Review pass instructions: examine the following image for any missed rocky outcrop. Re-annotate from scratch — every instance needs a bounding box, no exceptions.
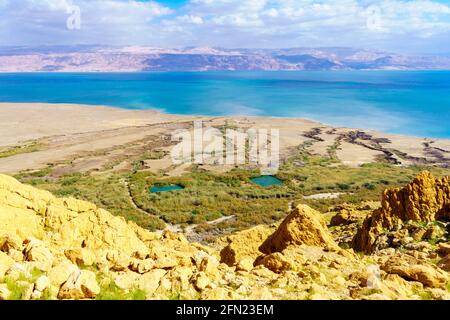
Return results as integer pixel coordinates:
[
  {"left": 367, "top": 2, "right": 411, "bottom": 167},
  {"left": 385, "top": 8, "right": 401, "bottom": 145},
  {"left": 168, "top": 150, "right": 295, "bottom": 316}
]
[
  {"left": 353, "top": 172, "right": 450, "bottom": 253},
  {"left": 0, "top": 174, "right": 448, "bottom": 300},
  {"left": 260, "top": 204, "right": 338, "bottom": 254}
]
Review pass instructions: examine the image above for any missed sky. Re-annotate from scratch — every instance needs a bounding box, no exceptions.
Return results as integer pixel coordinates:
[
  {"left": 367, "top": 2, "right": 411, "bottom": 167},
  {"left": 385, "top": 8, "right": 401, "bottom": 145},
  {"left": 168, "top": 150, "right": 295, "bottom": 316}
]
[{"left": 1, "top": 0, "right": 450, "bottom": 54}]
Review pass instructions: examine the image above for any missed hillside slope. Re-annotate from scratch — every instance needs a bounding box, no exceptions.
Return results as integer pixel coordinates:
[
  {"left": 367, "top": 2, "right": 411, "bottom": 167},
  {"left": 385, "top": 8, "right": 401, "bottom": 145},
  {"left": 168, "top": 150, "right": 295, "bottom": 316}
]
[{"left": 0, "top": 173, "right": 449, "bottom": 300}]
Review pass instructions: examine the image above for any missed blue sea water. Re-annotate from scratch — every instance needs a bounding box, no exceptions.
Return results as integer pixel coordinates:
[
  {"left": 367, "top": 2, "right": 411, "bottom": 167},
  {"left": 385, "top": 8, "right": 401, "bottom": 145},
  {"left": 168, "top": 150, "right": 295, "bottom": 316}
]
[{"left": 0, "top": 71, "right": 449, "bottom": 138}]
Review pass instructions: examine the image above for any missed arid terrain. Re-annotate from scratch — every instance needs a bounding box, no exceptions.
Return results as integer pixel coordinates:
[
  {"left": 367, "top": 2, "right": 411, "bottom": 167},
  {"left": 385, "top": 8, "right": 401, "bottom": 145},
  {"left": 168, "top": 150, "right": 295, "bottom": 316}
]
[
  {"left": 2, "top": 103, "right": 449, "bottom": 174},
  {"left": 0, "top": 103, "right": 449, "bottom": 300}
]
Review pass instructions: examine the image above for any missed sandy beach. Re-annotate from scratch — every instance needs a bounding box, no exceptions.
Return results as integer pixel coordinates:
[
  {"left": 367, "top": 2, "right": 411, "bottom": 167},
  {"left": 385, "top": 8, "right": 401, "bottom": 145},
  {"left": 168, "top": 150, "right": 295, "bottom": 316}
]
[{"left": 0, "top": 102, "right": 449, "bottom": 175}]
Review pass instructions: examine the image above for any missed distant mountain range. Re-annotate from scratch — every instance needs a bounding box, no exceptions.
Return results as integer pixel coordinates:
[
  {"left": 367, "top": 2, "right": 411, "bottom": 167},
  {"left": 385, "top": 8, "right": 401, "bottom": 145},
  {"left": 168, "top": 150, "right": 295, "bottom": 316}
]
[{"left": 1, "top": 45, "right": 450, "bottom": 72}]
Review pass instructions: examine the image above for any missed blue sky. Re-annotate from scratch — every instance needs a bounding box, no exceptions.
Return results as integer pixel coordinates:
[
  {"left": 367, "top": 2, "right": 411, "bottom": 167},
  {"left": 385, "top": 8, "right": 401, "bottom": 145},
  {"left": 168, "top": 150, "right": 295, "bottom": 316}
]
[{"left": 1, "top": 0, "right": 450, "bottom": 54}]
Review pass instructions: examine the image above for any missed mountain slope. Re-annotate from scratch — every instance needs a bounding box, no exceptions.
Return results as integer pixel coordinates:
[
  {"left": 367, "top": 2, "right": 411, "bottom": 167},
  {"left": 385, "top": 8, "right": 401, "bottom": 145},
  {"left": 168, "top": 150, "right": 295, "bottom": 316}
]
[{"left": 1, "top": 46, "right": 449, "bottom": 72}]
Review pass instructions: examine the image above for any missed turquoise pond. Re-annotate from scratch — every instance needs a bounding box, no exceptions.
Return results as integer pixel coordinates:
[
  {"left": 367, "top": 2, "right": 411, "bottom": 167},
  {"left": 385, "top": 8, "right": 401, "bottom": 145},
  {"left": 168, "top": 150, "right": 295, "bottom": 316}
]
[
  {"left": 149, "top": 185, "right": 184, "bottom": 193},
  {"left": 251, "top": 176, "right": 283, "bottom": 187}
]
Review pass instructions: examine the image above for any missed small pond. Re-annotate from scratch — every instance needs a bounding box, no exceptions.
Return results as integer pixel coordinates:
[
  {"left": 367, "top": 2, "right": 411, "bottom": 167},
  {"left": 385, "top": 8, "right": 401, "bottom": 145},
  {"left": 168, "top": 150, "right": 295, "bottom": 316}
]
[
  {"left": 149, "top": 185, "right": 184, "bottom": 193},
  {"left": 250, "top": 175, "right": 283, "bottom": 187}
]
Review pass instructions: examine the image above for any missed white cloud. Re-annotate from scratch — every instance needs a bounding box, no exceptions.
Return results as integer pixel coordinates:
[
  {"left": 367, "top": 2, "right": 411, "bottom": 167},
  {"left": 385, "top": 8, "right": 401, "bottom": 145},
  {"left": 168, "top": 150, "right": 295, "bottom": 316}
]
[
  {"left": 0, "top": 0, "right": 450, "bottom": 53},
  {"left": 178, "top": 15, "right": 204, "bottom": 24}
]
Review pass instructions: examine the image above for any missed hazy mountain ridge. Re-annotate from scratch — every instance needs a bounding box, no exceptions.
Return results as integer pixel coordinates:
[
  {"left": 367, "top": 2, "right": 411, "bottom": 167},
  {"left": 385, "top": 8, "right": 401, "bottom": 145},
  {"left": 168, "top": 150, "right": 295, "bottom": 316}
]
[{"left": 1, "top": 46, "right": 450, "bottom": 72}]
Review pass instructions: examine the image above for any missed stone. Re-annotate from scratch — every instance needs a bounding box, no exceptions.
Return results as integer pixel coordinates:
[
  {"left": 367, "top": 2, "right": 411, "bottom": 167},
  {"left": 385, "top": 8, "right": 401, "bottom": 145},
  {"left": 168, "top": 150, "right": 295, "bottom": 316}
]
[
  {"left": 260, "top": 204, "right": 338, "bottom": 254},
  {"left": 48, "top": 261, "right": 79, "bottom": 287},
  {"left": 8, "top": 249, "right": 24, "bottom": 262},
  {"left": 64, "top": 248, "right": 96, "bottom": 267},
  {"left": 112, "top": 271, "right": 140, "bottom": 291},
  {"left": 201, "top": 287, "right": 232, "bottom": 300},
  {"left": 35, "top": 275, "right": 50, "bottom": 292},
  {"left": 0, "top": 233, "right": 23, "bottom": 253},
  {"left": 194, "top": 272, "right": 211, "bottom": 291},
  {"left": 353, "top": 172, "right": 450, "bottom": 253},
  {"left": 79, "top": 270, "right": 101, "bottom": 298},
  {"left": 381, "top": 255, "right": 448, "bottom": 288},
  {"left": 236, "top": 258, "right": 254, "bottom": 272},
  {"left": 437, "top": 242, "right": 450, "bottom": 255},
  {"left": 334, "top": 276, "right": 347, "bottom": 287},
  {"left": 23, "top": 238, "right": 53, "bottom": 270},
  {"left": 248, "top": 287, "right": 273, "bottom": 300},
  {"left": 256, "top": 252, "right": 292, "bottom": 273},
  {"left": 411, "top": 229, "right": 427, "bottom": 241},
  {"left": 0, "top": 251, "right": 15, "bottom": 278},
  {"left": 31, "top": 290, "right": 43, "bottom": 300},
  {"left": 423, "top": 225, "right": 445, "bottom": 240},
  {"left": 357, "top": 201, "right": 380, "bottom": 211},
  {"left": 437, "top": 254, "right": 450, "bottom": 272},
  {"left": 130, "top": 258, "right": 155, "bottom": 274},
  {"left": 18, "top": 281, "right": 34, "bottom": 300},
  {"left": 330, "top": 209, "right": 357, "bottom": 226},
  {"left": 0, "top": 283, "right": 10, "bottom": 300},
  {"left": 219, "top": 225, "right": 274, "bottom": 266},
  {"left": 195, "top": 253, "right": 220, "bottom": 278},
  {"left": 58, "top": 270, "right": 100, "bottom": 299},
  {"left": 5, "top": 262, "right": 32, "bottom": 280},
  {"left": 107, "top": 251, "right": 131, "bottom": 271},
  {"left": 137, "top": 269, "right": 167, "bottom": 295}
]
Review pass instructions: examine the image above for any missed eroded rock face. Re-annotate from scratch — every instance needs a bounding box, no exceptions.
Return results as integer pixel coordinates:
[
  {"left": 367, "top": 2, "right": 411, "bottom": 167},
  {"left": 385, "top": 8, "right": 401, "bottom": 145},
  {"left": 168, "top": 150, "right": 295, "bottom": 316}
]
[
  {"left": 353, "top": 172, "right": 450, "bottom": 253},
  {"left": 260, "top": 204, "right": 338, "bottom": 254}
]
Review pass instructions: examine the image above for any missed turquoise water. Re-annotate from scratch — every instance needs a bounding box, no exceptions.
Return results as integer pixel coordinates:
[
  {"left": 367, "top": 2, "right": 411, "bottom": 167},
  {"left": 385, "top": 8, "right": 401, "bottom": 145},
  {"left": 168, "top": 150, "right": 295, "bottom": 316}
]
[
  {"left": 149, "top": 185, "right": 184, "bottom": 193},
  {"left": 0, "top": 71, "right": 449, "bottom": 138},
  {"left": 251, "top": 176, "right": 283, "bottom": 187}
]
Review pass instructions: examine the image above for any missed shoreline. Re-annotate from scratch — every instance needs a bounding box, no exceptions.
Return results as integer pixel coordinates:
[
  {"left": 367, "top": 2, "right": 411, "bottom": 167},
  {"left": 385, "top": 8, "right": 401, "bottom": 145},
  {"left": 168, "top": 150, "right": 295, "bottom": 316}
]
[
  {"left": 0, "top": 101, "right": 446, "bottom": 142},
  {"left": 0, "top": 102, "right": 450, "bottom": 174}
]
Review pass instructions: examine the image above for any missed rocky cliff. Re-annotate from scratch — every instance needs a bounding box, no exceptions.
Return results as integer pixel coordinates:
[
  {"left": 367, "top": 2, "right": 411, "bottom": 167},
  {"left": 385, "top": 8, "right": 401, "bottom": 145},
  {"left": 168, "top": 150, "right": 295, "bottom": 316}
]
[
  {"left": 0, "top": 173, "right": 449, "bottom": 300},
  {"left": 353, "top": 171, "right": 450, "bottom": 253}
]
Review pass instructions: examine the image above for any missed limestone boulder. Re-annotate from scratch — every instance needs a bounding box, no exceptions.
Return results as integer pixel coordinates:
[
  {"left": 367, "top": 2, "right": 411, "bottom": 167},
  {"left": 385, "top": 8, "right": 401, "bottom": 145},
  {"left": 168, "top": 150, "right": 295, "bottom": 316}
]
[
  {"left": 130, "top": 258, "right": 155, "bottom": 274},
  {"left": 381, "top": 255, "right": 448, "bottom": 288},
  {"left": 35, "top": 275, "right": 51, "bottom": 292},
  {"left": 0, "top": 233, "right": 23, "bottom": 253},
  {"left": 219, "top": 225, "right": 274, "bottom": 266},
  {"left": 23, "top": 238, "right": 54, "bottom": 271},
  {"left": 137, "top": 269, "right": 167, "bottom": 296},
  {"left": 64, "top": 248, "right": 96, "bottom": 267},
  {"left": 0, "top": 283, "right": 10, "bottom": 300},
  {"left": 260, "top": 204, "right": 338, "bottom": 254},
  {"left": 438, "top": 242, "right": 450, "bottom": 255},
  {"left": 256, "top": 252, "right": 292, "bottom": 273},
  {"left": 0, "top": 251, "right": 15, "bottom": 278},
  {"left": 438, "top": 254, "right": 450, "bottom": 272},
  {"left": 58, "top": 269, "right": 100, "bottom": 299},
  {"left": 193, "top": 272, "right": 211, "bottom": 291},
  {"left": 47, "top": 261, "right": 79, "bottom": 287},
  {"left": 330, "top": 209, "right": 358, "bottom": 226}
]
